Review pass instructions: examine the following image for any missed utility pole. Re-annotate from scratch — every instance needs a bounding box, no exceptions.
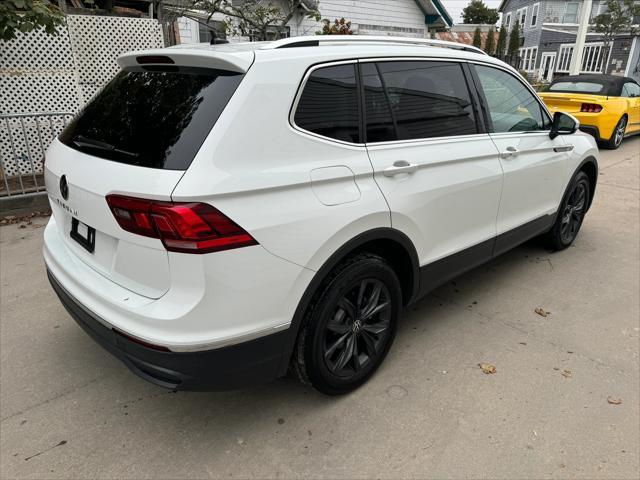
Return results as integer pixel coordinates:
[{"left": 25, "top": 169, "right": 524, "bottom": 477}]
[{"left": 569, "top": 0, "right": 593, "bottom": 75}]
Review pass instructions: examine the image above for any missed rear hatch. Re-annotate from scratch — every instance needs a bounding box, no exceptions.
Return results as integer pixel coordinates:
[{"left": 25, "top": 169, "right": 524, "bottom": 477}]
[{"left": 45, "top": 49, "right": 250, "bottom": 298}]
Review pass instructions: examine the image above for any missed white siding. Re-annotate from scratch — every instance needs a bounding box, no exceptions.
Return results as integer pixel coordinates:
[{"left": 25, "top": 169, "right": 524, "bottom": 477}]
[
  {"left": 177, "top": 0, "right": 430, "bottom": 43},
  {"left": 293, "top": 0, "right": 427, "bottom": 37}
]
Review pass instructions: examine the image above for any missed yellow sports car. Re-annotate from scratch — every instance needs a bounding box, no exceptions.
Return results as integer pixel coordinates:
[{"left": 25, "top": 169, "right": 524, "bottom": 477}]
[{"left": 539, "top": 74, "right": 640, "bottom": 149}]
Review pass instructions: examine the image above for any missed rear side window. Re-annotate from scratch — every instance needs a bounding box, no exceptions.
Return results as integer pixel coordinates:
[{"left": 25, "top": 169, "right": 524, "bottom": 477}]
[
  {"left": 369, "top": 61, "right": 478, "bottom": 141},
  {"left": 294, "top": 64, "right": 360, "bottom": 143},
  {"left": 622, "top": 82, "right": 640, "bottom": 97},
  {"left": 361, "top": 63, "right": 396, "bottom": 143},
  {"left": 59, "top": 67, "right": 244, "bottom": 170}
]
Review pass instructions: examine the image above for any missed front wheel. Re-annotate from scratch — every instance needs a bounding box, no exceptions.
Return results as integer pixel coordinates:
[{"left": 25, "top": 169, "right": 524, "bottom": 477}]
[
  {"left": 601, "top": 116, "right": 627, "bottom": 149},
  {"left": 291, "top": 253, "right": 402, "bottom": 395},
  {"left": 545, "top": 171, "right": 591, "bottom": 251}
]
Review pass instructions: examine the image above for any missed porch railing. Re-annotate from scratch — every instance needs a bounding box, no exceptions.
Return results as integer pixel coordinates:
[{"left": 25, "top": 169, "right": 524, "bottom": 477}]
[{"left": 0, "top": 112, "right": 74, "bottom": 197}]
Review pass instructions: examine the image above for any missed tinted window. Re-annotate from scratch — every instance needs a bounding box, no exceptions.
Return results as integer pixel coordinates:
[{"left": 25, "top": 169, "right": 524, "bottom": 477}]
[
  {"left": 550, "top": 81, "right": 604, "bottom": 93},
  {"left": 475, "top": 65, "right": 547, "bottom": 133},
  {"left": 294, "top": 64, "right": 359, "bottom": 143},
  {"left": 375, "top": 61, "right": 478, "bottom": 140},
  {"left": 60, "top": 67, "right": 244, "bottom": 170},
  {"left": 361, "top": 63, "right": 396, "bottom": 142}
]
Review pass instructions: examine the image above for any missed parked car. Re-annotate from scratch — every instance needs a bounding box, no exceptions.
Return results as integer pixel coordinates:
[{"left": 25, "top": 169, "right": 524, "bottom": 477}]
[
  {"left": 539, "top": 74, "right": 640, "bottom": 149},
  {"left": 44, "top": 36, "right": 599, "bottom": 395}
]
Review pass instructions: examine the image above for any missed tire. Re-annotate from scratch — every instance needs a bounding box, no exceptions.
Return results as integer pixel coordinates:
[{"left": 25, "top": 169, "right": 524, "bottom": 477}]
[
  {"left": 290, "top": 253, "right": 402, "bottom": 395},
  {"left": 601, "top": 116, "right": 627, "bottom": 150},
  {"left": 545, "top": 171, "right": 591, "bottom": 251}
]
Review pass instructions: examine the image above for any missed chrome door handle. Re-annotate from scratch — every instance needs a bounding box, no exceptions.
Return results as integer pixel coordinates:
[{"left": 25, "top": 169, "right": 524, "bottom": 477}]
[
  {"left": 500, "top": 146, "right": 519, "bottom": 159},
  {"left": 382, "top": 160, "right": 418, "bottom": 177}
]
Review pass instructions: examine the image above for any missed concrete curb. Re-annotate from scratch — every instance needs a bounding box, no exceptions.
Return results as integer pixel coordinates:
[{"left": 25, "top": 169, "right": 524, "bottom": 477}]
[{"left": 0, "top": 192, "right": 50, "bottom": 217}]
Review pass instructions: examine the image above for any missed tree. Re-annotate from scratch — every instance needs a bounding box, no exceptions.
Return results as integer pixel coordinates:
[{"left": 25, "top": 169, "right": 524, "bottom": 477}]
[
  {"left": 0, "top": 0, "right": 64, "bottom": 41},
  {"left": 318, "top": 17, "right": 353, "bottom": 35},
  {"left": 508, "top": 21, "right": 520, "bottom": 57},
  {"left": 495, "top": 23, "right": 507, "bottom": 56},
  {"left": 485, "top": 26, "right": 495, "bottom": 55},
  {"left": 594, "top": 0, "right": 640, "bottom": 49},
  {"left": 182, "top": 0, "right": 320, "bottom": 41},
  {"left": 462, "top": 0, "right": 499, "bottom": 25},
  {"left": 472, "top": 26, "right": 482, "bottom": 48}
]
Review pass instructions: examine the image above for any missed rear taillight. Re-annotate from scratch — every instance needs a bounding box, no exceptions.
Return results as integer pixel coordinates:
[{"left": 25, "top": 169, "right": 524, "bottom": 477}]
[
  {"left": 106, "top": 195, "right": 257, "bottom": 254},
  {"left": 581, "top": 103, "right": 602, "bottom": 113}
]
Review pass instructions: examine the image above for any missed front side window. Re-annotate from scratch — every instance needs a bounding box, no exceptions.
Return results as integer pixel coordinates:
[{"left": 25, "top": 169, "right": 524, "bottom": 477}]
[
  {"left": 474, "top": 65, "right": 548, "bottom": 133},
  {"left": 366, "top": 61, "right": 478, "bottom": 141},
  {"left": 294, "top": 64, "right": 360, "bottom": 143},
  {"left": 505, "top": 13, "right": 511, "bottom": 28}
]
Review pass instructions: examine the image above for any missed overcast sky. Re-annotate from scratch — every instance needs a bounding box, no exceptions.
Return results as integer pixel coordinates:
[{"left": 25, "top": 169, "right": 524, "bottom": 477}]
[{"left": 442, "top": 0, "right": 502, "bottom": 24}]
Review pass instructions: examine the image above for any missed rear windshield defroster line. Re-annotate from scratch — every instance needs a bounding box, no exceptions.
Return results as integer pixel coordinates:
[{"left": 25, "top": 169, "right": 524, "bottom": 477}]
[{"left": 59, "top": 66, "right": 244, "bottom": 170}]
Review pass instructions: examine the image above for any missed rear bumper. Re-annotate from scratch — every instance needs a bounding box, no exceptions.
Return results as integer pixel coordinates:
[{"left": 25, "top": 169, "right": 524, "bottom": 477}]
[
  {"left": 579, "top": 124, "right": 601, "bottom": 141},
  {"left": 48, "top": 269, "right": 290, "bottom": 391}
]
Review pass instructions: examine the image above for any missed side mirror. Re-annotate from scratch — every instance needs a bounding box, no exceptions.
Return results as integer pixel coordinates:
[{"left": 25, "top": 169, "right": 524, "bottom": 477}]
[{"left": 550, "top": 111, "right": 579, "bottom": 139}]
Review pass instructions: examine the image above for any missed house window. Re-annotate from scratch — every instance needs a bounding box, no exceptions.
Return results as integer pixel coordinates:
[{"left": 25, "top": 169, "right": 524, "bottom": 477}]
[
  {"left": 519, "top": 47, "right": 538, "bottom": 71},
  {"left": 563, "top": 2, "right": 580, "bottom": 23},
  {"left": 517, "top": 7, "right": 527, "bottom": 27},
  {"left": 505, "top": 13, "right": 511, "bottom": 29},
  {"left": 557, "top": 45, "right": 574, "bottom": 71},
  {"left": 249, "top": 25, "right": 290, "bottom": 42},
  {"left": 596, "top": 1, "right": 608, "bottom": 16},
  {"left": 556, "top": 43, "right": 607, "bottom": 73},
  {"left": 581, "top": 43, "right": 607, "bottom": 73},
  {"left": 531, "top": 3, "right": 539, "bottom": 27}
]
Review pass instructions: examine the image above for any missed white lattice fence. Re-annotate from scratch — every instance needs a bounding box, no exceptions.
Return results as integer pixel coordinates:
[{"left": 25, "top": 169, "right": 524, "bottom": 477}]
[
  {"left": 67, "top": 15, "right": 164, "bottom": 104},
  {"left": 0, "top": 14, "right": 164, "bottom": 196}
]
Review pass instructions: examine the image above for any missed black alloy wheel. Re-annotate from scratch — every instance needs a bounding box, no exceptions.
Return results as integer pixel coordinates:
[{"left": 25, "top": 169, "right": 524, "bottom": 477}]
[
  {"left": 322, "top": 278, "right": 392, "bottom": 377},
  {"left": 545, "top": 171, "right": 591, "bottom": 250},
  {"left": 291, "top": 253, "right": 401, "bottom": 395},
  {"left": 560, "top": 180, "right": 588, "bottom": 245}
]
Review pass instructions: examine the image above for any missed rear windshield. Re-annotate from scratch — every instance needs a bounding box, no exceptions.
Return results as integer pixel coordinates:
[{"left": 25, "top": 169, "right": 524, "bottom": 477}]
[
  {"left": 59, "top": 66, "right": 244, "bottom": 170},
  {"left": 549, "top": 81, "right": 604, "bottom": 93}
]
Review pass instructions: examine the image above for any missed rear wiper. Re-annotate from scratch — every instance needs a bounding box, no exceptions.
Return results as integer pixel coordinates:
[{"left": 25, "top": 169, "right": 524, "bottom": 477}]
[{"left": 72, "top": 135, "right": 139, "bottom": 158}]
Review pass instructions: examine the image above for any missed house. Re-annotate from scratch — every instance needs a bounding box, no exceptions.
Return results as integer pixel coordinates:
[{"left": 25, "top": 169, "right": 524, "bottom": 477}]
[
  {"left": 498, "top": 0, "right": 640, "bottom": 82},
  {"left": 177, "top": 0, "right": 453, "bottom": 44}
]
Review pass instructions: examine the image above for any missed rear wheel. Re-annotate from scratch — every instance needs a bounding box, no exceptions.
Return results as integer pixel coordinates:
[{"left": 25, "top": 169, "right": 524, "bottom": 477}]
[
  {"left": 545, "top": 171, "right": 591, "bottom": 250},
  {"left": 601, "top": 116, "right": 627, "bottom": 149},
  {"left": 291, "top": 253, "right": 401, "bottom": 395}
]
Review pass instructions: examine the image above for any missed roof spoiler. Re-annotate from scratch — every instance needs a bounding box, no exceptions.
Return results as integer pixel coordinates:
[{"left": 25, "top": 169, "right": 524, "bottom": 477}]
[{"left": 118, "top": 48, "right": 254, "bottom": 73}]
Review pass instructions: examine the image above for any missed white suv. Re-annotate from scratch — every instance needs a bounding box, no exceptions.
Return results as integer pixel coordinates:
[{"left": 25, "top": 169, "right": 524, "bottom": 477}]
[{"left": 44, "top": 37, "right": 599, "bottom": 394}]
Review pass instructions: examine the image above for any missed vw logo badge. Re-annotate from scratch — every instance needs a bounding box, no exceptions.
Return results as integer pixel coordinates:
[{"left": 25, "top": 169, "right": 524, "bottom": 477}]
[{"left": 60, "top": 175, "right": 69, "bottom": 200}]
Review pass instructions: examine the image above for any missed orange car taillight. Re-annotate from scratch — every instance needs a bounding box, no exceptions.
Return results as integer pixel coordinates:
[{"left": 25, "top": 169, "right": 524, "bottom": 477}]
[{"left": 106, "top": 195, "right": 257, "bottom": 254}]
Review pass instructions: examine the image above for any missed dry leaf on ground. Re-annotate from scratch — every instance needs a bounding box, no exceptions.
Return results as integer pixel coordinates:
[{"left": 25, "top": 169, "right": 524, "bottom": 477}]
[
  {"left": 479, "top": 363, "right": 496, "bottom": 374},
  {"left": 535, "top": 307, "right": 550, "bottom": 317},
  {"left": 561, "top": 369, "right": 572, "bottom": 378},
  {"left": 607, "top": 396, "right": 622, "bottom": 405}
]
